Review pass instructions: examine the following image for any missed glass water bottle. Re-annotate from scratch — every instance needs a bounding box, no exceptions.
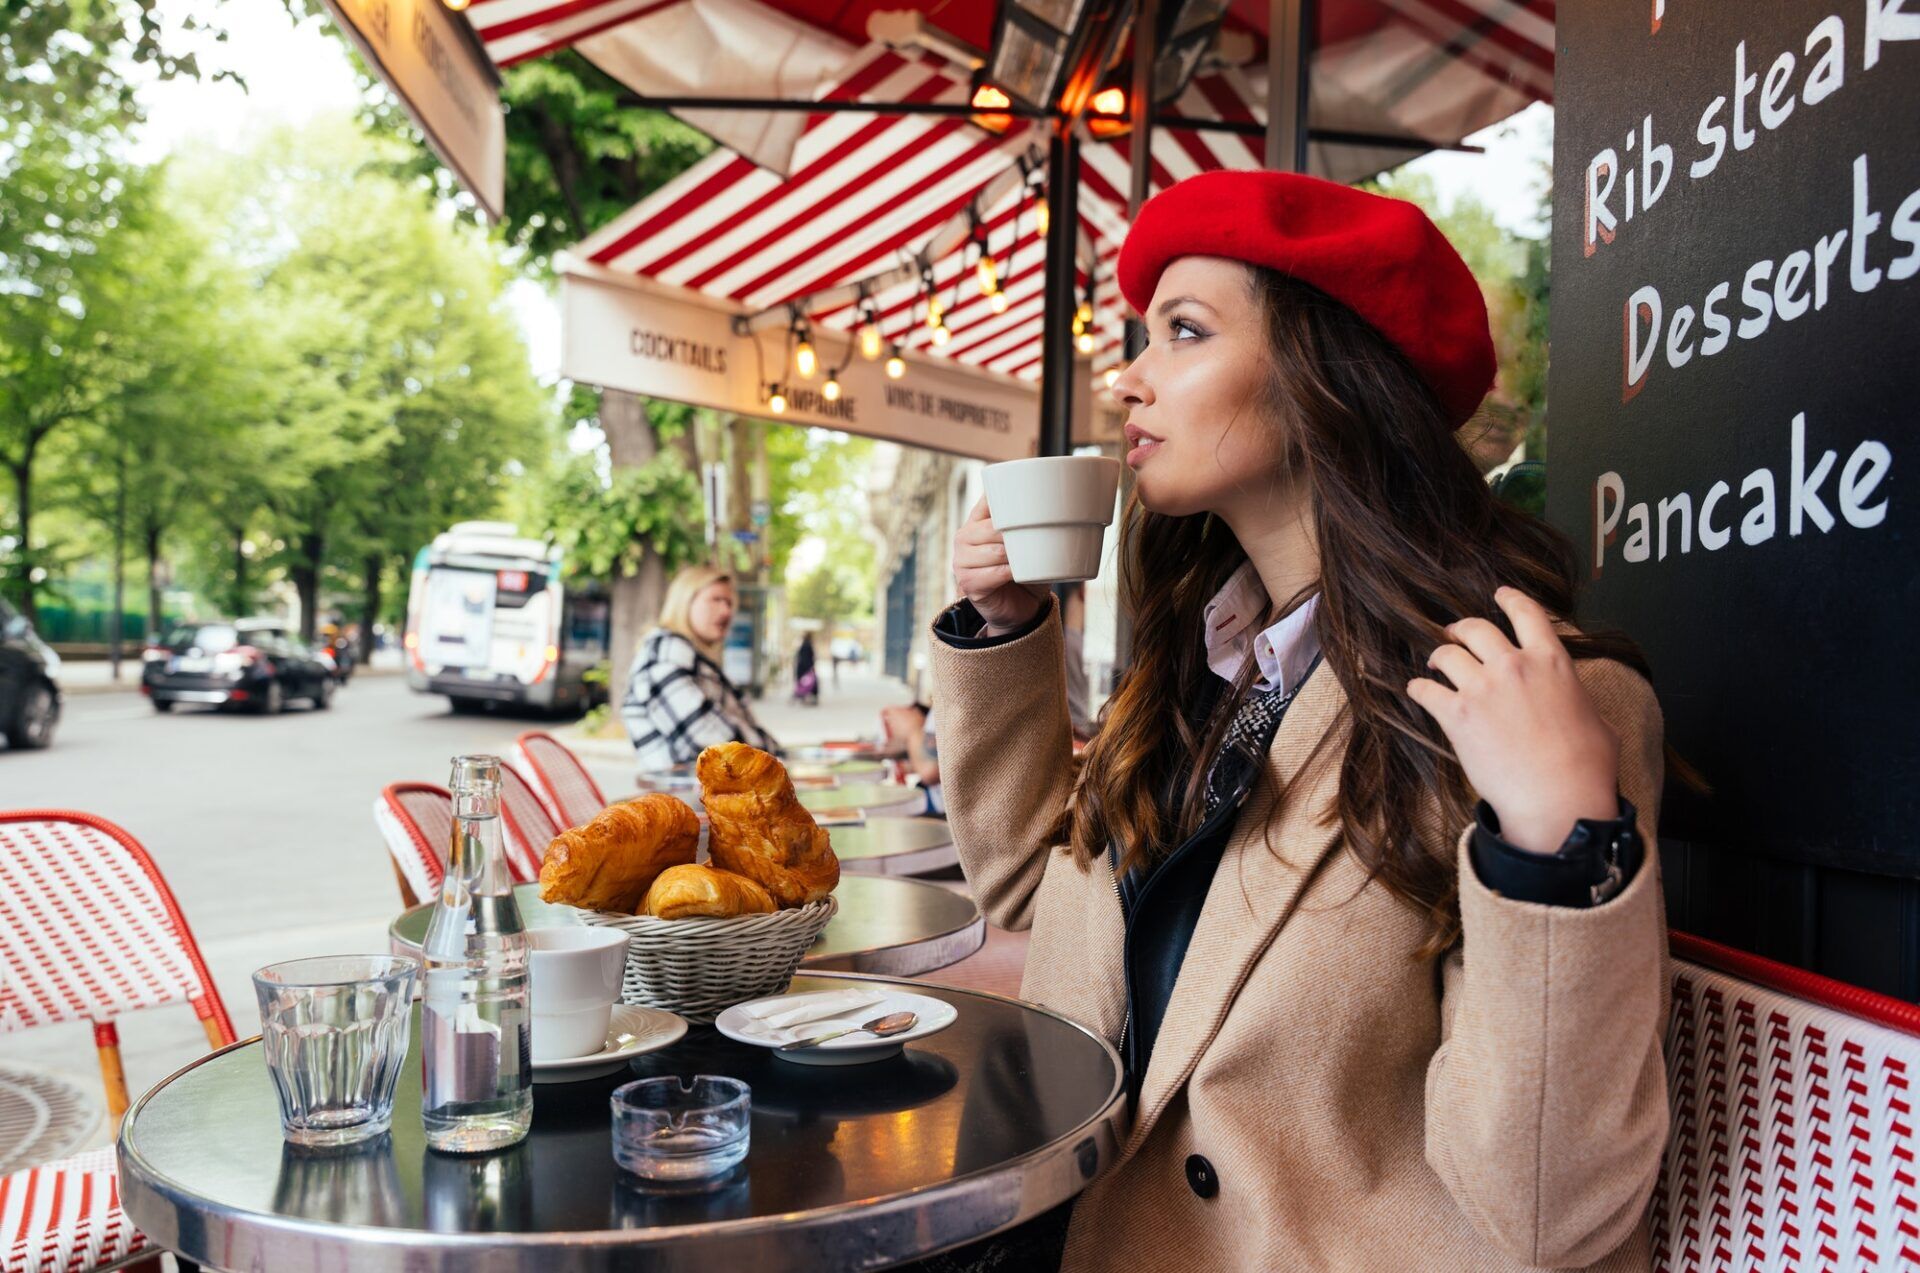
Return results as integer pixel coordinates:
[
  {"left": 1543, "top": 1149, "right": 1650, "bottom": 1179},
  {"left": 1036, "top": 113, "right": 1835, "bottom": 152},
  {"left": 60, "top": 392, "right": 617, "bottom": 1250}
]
[{"left": 421, "top": 754, "right": 532, "bottom": 1153}]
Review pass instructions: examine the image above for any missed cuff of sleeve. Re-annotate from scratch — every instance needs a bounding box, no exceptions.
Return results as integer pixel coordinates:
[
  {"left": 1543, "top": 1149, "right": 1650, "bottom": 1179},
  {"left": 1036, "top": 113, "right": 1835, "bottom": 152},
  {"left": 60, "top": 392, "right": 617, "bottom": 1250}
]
[
  {"left": 932, "top": 596, "right": 1054, "bottom": 649},
  {"left": 1469, "top": 796, "right": 1644, "bottom": 908}
]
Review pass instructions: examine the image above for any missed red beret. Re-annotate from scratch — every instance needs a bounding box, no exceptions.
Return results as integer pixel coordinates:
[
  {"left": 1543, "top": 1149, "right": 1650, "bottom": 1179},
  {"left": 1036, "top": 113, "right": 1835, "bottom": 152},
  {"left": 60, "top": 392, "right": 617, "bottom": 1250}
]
[{"left": 1116, "top": 170, "right": 1496, "bottom": 430}]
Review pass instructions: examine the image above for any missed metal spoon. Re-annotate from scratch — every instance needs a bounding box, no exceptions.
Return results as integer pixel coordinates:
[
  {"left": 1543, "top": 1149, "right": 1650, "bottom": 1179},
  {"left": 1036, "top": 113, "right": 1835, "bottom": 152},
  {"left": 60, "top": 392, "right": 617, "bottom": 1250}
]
[{"left": 779, "top": 1011, "right": 919, "bottom": 1052}]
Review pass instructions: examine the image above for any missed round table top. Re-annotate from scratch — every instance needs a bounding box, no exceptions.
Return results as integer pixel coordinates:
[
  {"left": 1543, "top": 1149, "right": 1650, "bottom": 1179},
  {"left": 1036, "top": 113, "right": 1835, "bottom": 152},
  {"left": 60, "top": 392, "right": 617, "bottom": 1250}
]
[
  {"left": 795, "top": 782, "right": 922, "bottom": 819},
  {"left": 829, "top": 818, "right": 958, "bottom": 877},
  {"left": 390, "top": 876, "right": 984, "bottom": 979},
  {"left": 118, "top": 975, "right": 1127, "bottom": 1272}
]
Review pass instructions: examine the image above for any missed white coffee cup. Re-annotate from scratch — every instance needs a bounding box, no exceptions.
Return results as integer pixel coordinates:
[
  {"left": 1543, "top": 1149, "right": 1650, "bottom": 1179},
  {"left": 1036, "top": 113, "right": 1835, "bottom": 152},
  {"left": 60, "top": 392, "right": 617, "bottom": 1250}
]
[
  {"left": 982, "top": 455, "right": 1123, "bottom": 583},
  {"left": 527, "top": 927, "right": 629, "bottom": 1061}
]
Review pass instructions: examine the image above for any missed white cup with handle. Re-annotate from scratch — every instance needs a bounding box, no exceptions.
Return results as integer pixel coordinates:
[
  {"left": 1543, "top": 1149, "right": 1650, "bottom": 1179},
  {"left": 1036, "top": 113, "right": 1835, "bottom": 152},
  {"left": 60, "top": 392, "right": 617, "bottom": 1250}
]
[
  {"left": 527, "top": 927, "right": 629, "bottom": 1061},
  {"left": 981, "top": 455, "right": 1123, "bottom": 583}
]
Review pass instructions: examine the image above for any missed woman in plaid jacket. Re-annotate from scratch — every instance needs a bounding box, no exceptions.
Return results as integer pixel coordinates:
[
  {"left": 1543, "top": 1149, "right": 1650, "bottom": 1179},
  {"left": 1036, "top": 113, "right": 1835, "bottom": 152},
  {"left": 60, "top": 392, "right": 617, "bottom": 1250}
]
[{"left": 621, "top": 565, "right": 778, "bottom": 774}]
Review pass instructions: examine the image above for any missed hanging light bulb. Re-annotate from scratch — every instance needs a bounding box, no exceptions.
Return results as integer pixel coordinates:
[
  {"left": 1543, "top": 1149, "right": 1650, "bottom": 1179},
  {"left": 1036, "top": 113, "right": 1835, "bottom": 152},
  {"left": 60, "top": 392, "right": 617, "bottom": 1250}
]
[
  {"left": 976, "top": 253, "right": 999, "bottom": 295},
  {"left": 885, "top": 346, "right": 906, "bottom": 379},
  {"left": 926, "top": 294, "right": 944, "bottom": 329},
  {"left": 822, "top": 375, "right": 841, "bottom": 402},
  {"left": 1075, "top": 300, "right": 1093, "bottom": 327},
  {"left": 931, "top": 320, "right": 951, "bottom": 346},
  {"left": 794, "top": 337, "right": 817, "bottom": 380},
  {"left": 1072, "top": 314, "right": 1086, "bottom": 337},
  {"left": 859, "top": 317, "right": 883, "bottom": 361},
  {"left": 768, "top": 386, "right": 788, "bottom": 414},
  {"left": 1035, "top": 195, "right": 1050, "bottom": 237},
  {"left": 1104, "top": 367, "right": 1120, "bottom": 389},
  {"left": 442, "top": 0, "right": 472, "bottom": 10},
  {"left": 1076, "top": 330, "right": 1095, "bottom": 355},
  {"left": 990, "top": 291, "right": 1010, "bottom": 315}
]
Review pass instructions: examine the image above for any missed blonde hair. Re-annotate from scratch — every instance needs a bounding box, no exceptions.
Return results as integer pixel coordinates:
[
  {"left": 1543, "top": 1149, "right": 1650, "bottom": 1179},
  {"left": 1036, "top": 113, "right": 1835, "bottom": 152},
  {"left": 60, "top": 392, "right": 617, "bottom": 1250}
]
[{"left": 654, "top": 564, "right": 735, "bottom": 662}]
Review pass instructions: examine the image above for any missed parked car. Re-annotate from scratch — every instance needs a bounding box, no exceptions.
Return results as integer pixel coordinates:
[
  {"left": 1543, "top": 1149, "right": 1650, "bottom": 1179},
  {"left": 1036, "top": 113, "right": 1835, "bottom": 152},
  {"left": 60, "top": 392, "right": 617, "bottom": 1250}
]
[
  {"left": 0, "top": 595, "right": 61, "bottom": 749},
  {"left": 142, "top": 621, "right": 335, "bottom": 714}
]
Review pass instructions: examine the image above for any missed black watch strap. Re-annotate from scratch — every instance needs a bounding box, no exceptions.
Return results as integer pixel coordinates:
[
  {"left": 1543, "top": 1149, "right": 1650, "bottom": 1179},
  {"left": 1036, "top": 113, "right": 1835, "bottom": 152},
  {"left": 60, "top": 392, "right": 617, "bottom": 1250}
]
[
  {"left": 932, "top": 597, "right": 1052, "bottom": 649},
  {"left": 1470, "top": 796, "right": 1644, "bottom": 908}
]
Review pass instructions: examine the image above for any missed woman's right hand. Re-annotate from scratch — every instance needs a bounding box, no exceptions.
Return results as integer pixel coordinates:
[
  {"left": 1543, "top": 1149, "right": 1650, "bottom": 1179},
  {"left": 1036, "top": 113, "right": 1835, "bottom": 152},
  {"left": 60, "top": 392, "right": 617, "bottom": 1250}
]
[{"left": 953, "top": 496, "right": 1049, "bottom": 636}]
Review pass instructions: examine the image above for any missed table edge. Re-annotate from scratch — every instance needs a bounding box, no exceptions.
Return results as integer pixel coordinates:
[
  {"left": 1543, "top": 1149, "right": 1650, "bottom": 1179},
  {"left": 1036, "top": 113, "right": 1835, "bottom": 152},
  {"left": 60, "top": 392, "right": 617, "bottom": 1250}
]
[{"left": 117, "top": 974, "right": 1129, "bottom": 1270}]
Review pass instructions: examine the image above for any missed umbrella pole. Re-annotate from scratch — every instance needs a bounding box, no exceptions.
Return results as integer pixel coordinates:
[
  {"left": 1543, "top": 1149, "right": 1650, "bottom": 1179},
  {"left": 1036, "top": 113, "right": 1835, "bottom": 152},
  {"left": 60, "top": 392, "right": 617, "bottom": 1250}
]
[
  {"left": 1039, "top": 128, "right": 1083, "bottom": 459},
  {"left": 1265, "top": 0, "right": 1315, "bottom": 173}
]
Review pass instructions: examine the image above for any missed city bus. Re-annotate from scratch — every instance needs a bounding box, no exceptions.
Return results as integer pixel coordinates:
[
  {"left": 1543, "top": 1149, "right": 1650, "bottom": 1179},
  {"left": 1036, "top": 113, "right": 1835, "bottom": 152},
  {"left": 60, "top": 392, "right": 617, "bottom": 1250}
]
[{"left": 401, "top": 522, "right": 609, "bottom": 715}]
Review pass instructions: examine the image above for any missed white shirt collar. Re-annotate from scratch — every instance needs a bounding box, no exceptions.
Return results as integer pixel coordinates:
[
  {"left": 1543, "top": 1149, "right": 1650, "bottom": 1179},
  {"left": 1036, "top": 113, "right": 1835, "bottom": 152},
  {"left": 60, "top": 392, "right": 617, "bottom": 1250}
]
[{"left": 1202, "top": 562, "right": 1321, "bottom": 696}]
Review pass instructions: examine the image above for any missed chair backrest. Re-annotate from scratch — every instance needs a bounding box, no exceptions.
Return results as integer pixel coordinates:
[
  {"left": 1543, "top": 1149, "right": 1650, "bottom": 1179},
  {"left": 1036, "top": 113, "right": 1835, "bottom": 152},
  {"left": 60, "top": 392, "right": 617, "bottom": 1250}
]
[
  {"left": 0, "top": 811, "right": 237, "bottom": 1116},
  {"left": 1656, "top": 932, "right": 1920, "bottom": 1272},
  {"left": 500, "top": 763, "right": 558, "bottom": 884},
  {"left": 514, "top": 731, "right": 607, "bottom": 830},
  {"left": 377, "top": 783, "right": 453, "bottom": 908}
]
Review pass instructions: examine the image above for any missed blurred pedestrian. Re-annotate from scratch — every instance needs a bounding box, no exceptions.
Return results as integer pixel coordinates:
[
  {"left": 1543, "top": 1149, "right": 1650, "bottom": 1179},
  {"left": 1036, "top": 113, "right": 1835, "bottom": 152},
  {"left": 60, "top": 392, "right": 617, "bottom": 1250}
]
[
  {"left": 792, "top": 632, "right": 819, "bottom": 706},
  {"left": 622, "top": 565, "right": 777, "bottom": 774}
]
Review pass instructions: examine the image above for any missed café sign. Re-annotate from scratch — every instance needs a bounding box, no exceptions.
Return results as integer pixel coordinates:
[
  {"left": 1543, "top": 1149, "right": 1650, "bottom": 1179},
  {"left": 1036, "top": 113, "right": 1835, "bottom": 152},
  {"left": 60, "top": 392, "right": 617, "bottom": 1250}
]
[
  {"left": 560, "top": 262, "right": 1044, "bottom": 462},
  {"left": 321, "top": 0, "right": 506, "bottom": 221}
]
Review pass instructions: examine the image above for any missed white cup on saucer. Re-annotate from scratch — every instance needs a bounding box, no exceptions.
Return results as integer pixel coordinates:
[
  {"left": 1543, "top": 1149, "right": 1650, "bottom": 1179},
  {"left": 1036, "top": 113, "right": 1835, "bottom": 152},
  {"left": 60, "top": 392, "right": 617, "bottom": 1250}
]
[
  {"left": 982, "top": 455, "right": 1123, "bottom": 583},
  {"left": 527, "top": 927, "right": 629, "bottom": 1062}
]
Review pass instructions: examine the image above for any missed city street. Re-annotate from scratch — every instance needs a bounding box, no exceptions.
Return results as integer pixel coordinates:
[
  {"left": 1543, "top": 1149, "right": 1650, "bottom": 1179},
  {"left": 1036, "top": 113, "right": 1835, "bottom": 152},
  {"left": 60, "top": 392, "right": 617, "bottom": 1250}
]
[{"left": 0, "top": 665, "right": 910, "bottom": 1101}]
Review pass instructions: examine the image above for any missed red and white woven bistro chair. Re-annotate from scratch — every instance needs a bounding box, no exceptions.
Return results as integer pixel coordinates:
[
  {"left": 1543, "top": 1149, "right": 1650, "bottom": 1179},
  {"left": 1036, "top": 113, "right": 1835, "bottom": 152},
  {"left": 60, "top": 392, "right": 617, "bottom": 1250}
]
[
  {"left": 513, "top": 731, "right": 607, "bottom": 830},
  {"left": 500, "top": 763, "right": 558, "bottom": 883},
  {"left": 0, "top": 809, "right": 239, "bottom": 1273},
  {"left": 1656, "top": 932, "right": 1920, "bottom": 1271},
  {"left": 372, "top": 782, "right": 453, "bottom": 909}
]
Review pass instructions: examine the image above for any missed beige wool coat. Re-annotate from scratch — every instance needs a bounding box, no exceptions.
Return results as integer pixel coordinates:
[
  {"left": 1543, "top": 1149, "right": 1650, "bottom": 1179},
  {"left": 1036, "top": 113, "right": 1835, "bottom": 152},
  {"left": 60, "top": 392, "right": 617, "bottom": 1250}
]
[{"left": 930, "top": 602, "right": 1669, "bottom": 1272}]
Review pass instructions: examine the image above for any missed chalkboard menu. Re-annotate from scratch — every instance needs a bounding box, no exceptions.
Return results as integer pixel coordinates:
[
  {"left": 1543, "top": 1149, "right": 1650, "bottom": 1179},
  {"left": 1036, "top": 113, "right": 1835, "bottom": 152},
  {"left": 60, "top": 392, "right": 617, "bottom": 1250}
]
[{"left": 1548, "top": 1, "right": 1920, "bottom": 877}]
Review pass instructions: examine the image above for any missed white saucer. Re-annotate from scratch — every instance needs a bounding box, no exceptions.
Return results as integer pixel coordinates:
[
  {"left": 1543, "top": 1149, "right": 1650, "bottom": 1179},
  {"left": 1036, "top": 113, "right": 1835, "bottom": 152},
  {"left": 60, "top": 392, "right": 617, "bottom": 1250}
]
[
  {"left": 714, "top": 990, "right": 958, "bottom": 1066},
  {"left": 532, "top": 1004, "right": 687, "bottom": 1083}
]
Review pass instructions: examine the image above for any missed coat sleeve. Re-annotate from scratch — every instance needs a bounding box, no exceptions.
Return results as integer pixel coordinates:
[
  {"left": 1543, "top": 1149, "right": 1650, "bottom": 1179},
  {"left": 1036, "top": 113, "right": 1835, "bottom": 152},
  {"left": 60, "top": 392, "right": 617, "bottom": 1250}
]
[
  {"left": 926, "top": 597, "right": 1076, "bottom": 932},
  {"left": 1424, "top": 657, "right": 1671, "bottom": 1268}
]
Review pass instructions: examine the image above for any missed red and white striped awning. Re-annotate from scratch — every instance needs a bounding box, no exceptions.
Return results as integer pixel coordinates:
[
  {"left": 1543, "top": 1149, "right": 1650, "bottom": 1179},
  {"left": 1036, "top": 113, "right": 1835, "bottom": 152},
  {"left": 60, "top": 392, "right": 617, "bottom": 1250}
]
[{"left": 540, "top": 0, "right": 1554, "bottom": 386}]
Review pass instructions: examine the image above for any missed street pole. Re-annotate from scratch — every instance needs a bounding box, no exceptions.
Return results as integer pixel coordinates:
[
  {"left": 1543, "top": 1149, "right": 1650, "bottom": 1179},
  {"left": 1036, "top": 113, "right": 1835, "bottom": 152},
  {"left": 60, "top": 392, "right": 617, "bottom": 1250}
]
[
  {"left": 1112, "top": 0, "right": 1161, "bottom": 678},
  {"left": 1039, "top": 127, "right": 1082, "bottom": 459}
]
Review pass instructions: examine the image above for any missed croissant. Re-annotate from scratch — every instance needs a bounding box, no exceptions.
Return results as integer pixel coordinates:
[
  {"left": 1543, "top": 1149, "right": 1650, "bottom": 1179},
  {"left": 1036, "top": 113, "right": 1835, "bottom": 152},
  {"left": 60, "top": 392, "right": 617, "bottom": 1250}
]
[
  {"left": 538, "top": 793, "right": 699, "bottom": 913},
  {"left": 696, "top": 743, "right": 839, "bottom": 907},
  {"left": 642, "top": 863, "right": 777, "bottom": 919}
]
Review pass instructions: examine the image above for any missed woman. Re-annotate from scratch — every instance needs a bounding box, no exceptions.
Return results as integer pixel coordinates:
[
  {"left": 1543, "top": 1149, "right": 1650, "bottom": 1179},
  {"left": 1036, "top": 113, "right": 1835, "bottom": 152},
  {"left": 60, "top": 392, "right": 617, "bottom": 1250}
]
[
  {"left": 622, "top": 564, "right": 778, "bottom": 774},
  {"left": 930, "top": 172, "right": 1667, "bottom": 1271},
  {"left": 791, "top": 632, "right": 819, "bottom": 706}
]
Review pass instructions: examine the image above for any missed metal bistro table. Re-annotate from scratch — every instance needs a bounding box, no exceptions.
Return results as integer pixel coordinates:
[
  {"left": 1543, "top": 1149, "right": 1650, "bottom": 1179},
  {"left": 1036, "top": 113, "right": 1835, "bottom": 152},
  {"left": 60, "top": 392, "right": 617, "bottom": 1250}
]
[
  {"left": 390, "top": 875, "right": 985, "bottom": 978},
  {"left": 830, "top": 818, "right": 959, "bottom": 877},
  {"left": 795, "top": 782, "right": 926, "bottom": 821},
  {"left": 118, "top": 974, "right": 1129, "bottom": 1272}
]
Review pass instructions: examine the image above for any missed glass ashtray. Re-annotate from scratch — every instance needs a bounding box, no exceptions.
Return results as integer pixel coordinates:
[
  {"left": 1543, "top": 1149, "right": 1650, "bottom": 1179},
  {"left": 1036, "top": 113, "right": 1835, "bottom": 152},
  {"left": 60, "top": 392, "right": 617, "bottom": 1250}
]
[{"left": 611, "top": 1076, "right": 750, "bottom": 1185}]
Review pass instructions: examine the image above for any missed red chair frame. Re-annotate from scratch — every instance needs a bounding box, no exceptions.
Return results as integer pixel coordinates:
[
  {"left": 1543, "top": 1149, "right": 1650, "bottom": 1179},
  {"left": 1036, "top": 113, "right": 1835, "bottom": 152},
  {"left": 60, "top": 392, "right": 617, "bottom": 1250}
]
[
  {"left": 514, "top": 731, "right": 608, "bottom": 830},
  {"left": 0, "top": 810, "right": 237, "bottom": 1121}
]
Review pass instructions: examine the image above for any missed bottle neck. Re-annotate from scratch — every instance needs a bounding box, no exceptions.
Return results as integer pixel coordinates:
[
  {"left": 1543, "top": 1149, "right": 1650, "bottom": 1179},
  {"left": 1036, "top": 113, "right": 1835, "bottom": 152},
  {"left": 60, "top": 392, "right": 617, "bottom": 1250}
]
[{"left": 447, "top": 791, "right": 510, "bottom": 896}]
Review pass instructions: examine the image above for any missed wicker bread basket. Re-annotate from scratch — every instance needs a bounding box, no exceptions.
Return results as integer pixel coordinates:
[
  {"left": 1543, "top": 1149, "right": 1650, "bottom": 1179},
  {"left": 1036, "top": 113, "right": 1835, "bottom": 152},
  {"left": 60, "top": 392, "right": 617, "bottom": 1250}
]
[{"left": 581, "top": 896, "right": 837, "bottom": 1023}]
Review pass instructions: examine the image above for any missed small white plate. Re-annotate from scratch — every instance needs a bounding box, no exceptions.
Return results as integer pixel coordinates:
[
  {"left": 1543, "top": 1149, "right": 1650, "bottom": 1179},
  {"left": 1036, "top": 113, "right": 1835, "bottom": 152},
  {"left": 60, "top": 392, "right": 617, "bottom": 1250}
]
[
  {"left": 532, "top": 1004, "right": 687, "bottom": 1083},
  {"left": 715, "top": 990, "right": 959, "bottom": 1066}
]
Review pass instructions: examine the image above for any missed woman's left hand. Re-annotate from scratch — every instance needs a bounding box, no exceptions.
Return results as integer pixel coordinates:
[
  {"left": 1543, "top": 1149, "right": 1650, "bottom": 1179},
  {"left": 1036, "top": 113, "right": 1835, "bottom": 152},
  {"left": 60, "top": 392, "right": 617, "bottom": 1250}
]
[{"left": 1407, "top": 587, "right": 1619, "bottom": 857}]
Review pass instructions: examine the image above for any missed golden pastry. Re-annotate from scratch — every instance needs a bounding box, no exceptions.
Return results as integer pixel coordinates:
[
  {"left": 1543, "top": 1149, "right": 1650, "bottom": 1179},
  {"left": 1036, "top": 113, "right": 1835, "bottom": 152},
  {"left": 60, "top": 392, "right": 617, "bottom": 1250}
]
[
  {"left": 696, "top": 743, "right": 840, "bottom": 907},
  {"left": 642, "top": 863, "right": 777, "bottom": 919},
  {"left": 538, "top": 793, "right": 699, "bottom": 913}
]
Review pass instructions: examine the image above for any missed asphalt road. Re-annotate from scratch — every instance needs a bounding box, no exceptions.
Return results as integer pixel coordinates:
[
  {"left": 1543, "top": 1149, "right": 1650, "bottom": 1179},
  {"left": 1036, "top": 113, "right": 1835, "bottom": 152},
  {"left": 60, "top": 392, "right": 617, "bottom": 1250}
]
[{"left": 0, "top": 673, "right": 636, "bottom": 1099}]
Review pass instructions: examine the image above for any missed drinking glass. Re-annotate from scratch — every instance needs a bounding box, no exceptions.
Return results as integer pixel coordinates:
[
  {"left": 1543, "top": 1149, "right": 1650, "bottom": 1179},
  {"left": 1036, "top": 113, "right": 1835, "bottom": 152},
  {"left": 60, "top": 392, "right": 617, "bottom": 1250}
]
[
  {"left": 610, "top": 1076, "right": 751, "bottom": 1184},
  {"left": 254, "top": 955, "right": 418, "bottom": 1147}
]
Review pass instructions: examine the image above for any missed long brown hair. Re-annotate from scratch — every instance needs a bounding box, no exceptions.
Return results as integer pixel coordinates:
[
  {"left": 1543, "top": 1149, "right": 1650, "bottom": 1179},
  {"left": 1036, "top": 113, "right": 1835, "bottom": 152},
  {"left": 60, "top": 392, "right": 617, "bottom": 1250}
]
[{"left": 1063, "top": 268, "right": 1647, "bottom": 953}]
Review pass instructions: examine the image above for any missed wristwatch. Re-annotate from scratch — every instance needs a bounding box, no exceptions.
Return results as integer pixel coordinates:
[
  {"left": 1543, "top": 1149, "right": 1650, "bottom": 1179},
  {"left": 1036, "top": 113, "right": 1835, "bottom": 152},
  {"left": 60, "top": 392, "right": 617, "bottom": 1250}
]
[{"left": 1470, "top": 797, "right": 1644, "bottom": 908}]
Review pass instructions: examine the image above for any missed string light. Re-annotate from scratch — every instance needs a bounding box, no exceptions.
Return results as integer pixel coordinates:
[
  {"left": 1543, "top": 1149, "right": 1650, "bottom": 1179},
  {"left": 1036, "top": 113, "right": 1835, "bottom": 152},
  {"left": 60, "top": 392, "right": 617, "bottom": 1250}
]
[
  {"left": 859, "top": 313, "right": 884, "bottom": 361},
  {"left": 822, "top": 375, "right": 841, "bottom": 402},
  {"left": 931, "top": 319, "right": 951, "bottom": 346},
  {"left": 1104, "top": 367, "right": 1120, "bottom": 389},
  {"left": 976, "top": 252, "right": 998, "bottom": 296},
  {"left": 1076, "top": 330, "right": 1095, "bottom": 355},
  {"left": 1075, "top": 300, "right": 1093, "bottom": 327},
  {"left": 441, "top": 0, "right": 471, "bottom": 10},
  {"left": 886, "top": 346, "right": 906, "bottom": 379},
  {"left": 768, "top": 386, "right": 788, "bottom": 414},
  {"left": 990, "top": 291, "right": 1010, "bottom": 315},
  {"left": 1036, "top": 195, "right": 1049, "bottom": 237},
  {"left": 794, "top": 334, "right": 817, "bottom": 380}
]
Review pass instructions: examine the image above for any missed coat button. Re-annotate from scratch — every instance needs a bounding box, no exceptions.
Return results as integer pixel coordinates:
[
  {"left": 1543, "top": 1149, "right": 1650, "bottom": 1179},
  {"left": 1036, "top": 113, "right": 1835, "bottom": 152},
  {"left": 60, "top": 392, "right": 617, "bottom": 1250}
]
[{"left": 1185, "top": 1154, "right": 1218, "bottom": 1199}]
